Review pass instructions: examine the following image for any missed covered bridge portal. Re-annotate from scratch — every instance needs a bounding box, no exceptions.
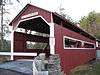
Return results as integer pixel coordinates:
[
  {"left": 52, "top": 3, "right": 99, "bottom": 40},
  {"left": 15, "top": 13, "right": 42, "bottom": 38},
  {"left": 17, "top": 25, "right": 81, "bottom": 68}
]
[
  {"left": 8, "top": 4, "right": 56, "bottom": 60},
  {"left": 12, "top": 16, "right": 52, "bottom": 59}
]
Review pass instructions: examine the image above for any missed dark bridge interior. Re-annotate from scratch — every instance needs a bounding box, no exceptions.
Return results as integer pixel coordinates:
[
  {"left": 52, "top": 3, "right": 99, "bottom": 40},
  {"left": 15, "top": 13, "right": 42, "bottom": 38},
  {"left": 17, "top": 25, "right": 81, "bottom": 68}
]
[{"left": 14, "top": 17, "right": 50, "bottom": 59}]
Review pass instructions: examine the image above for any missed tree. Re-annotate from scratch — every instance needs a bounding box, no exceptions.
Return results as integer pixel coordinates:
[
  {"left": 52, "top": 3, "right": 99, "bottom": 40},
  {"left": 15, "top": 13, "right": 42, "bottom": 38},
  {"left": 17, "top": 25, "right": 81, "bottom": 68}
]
[
  {"left": 79, "top": 11, "right": 100, "bottom": 39},
  {"left": 0, "top": 0, "right": 20, "bottom": 50}
]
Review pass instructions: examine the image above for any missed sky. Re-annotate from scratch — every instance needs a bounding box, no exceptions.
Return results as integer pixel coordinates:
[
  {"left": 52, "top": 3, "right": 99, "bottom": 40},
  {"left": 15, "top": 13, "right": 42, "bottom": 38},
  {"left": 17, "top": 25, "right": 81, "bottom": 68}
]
[
  {"left": 2, "top": 0, "right": 100, "bottom": 40},
  {"left": 5, "top": 0, "right": 100, "bottom": 22}
]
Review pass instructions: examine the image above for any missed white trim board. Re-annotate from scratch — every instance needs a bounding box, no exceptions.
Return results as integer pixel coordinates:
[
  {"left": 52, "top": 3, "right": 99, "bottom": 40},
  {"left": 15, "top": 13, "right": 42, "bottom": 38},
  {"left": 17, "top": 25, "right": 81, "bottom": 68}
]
[
  {"left": 49, "top": 23, "right": 55, "bottom": 54},
  {"left": 11, "top": 30, "right": 14, "bottom": 60},
  {"left": 0, "top": 52, "right": 11, "bottom": 55},
  {"left": 0, "top": 52, "right": 37, "bottom": 56},
  {"left": 64, "top": 48, "right": 96, "bottom": 50},
  {"left": 13, "top": 52, "right": 37, "bottom": 56}
]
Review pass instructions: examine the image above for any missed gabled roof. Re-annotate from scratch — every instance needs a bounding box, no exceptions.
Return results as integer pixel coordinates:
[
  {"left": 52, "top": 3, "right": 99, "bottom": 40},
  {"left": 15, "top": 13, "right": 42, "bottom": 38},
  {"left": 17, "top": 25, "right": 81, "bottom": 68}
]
[
  {"left": 9, "top": 4, "right": 96, "bottom": 40},
  {"left": 9, "top": 4, "right": 51, "bottom": 26}
]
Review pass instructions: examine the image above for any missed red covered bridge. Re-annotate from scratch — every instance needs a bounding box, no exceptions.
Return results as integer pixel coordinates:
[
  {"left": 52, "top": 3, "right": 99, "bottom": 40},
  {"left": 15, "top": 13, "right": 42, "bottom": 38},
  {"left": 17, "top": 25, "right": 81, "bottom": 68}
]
[{"left": 9, "top": 4, "right": 97, "bottom": 75}]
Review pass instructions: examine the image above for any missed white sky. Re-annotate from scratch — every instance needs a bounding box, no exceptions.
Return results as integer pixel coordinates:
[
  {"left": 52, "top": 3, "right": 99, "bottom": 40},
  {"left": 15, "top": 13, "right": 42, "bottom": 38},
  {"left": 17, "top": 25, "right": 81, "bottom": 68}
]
[
  {"left": 2, "top": 0, "right": 100, "bottom": 40},
  {"left": 6, "top": 0, "right": 100, "bottom": 22}
]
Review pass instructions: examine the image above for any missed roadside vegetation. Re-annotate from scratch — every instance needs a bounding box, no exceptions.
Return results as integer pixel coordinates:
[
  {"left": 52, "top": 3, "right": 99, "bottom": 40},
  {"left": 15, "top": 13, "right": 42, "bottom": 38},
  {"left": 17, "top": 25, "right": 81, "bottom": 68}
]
[
  {"left": 71, "top": 60, "right": 100, "bottom": 75},
  {"left": 79, "top": 11, "right": 100, "bottom": 39}
]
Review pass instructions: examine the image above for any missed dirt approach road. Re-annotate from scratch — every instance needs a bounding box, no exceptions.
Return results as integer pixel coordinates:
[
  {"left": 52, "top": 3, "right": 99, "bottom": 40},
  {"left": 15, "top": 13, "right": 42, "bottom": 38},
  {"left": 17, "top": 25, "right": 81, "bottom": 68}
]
[
  {"left": 0, "top": 61, "right": 33, "bottom": 75},
  {"left": 0, "top": 69, "right": 29, "bottom": 75}
]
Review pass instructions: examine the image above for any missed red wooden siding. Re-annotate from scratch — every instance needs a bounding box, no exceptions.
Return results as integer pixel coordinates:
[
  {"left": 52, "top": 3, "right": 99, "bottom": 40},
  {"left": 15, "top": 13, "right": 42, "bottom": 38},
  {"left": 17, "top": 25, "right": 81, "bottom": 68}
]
[
  {"left": 54, "top": 24, "right": 96, "bottom": 74},
  {"left": 14, "top": 32, "right": 50, "bottom": 55}
]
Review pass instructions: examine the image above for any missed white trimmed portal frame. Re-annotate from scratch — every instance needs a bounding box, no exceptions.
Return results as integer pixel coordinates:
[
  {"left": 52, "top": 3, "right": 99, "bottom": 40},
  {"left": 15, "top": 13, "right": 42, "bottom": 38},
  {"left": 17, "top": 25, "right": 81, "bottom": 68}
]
[
  {"left": 49, "top": 23, "right": 55, "bottom": 54},
  {"left": 11, "top": 30, "right": 14, "bottom": 60},
  {"left": 10, "top": 15, "right": 55, "bottom": 60}
]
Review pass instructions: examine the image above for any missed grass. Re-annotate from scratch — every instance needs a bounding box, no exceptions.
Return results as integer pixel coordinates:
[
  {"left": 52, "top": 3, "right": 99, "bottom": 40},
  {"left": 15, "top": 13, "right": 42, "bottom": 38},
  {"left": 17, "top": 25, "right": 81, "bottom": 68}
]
[
  {"left": 0, "top": 50, "right": 10, "bottom": 52},
  {"left": 71, "top": 63, "right": 100, "bottom": 75},
  {"left": 0, "top": 55, "right": 11, "bottom": 63}
]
